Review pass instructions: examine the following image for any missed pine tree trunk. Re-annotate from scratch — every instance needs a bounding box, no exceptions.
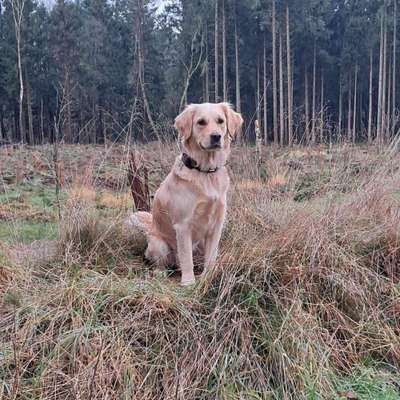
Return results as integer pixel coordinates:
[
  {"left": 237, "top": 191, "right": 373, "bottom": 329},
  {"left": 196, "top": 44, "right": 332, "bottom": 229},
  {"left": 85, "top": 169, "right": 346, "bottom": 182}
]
[
  {"left": 11, "top": 0, "right": 25, "bottom": 143},
  {"left": 92, "top": 101, "right": 97, "bottom": 144},
  {"left": 40, "top": 98, "right": 45, "bottom": 144},
  {"left": 286, "top": 4, "right": 293, "bottom": 146},
  {"left": 99, "top": 102, "right": 106, "bottom": 146},
  {"left": 279, "top": 31, "right": 284, "bottom": 145},
  {"left": 352, "top": 65, "right": 358, "bottom": 143},
  {"left": 0, "top": 106, "right": 5, "bottom": 142},
  {"left": 377, "top": 14, "right": 384, "bottom": 141},
  {"left": 358, "top": 85, "right": 367, "bottom": 139},
  {"left": 311, "top": 43, "right": 316, "bottom": 144},
  {"left": 382, "top": 11, "right": 388, "bottom": 141},
  {"left": 256, "top": 56, "right": 261, "bottom": 126},
  {"left": 360, "top": 86, "right": 364, "bottom": 137},
  {"left": 13, "top": 104, "right": 18, "bottom": 141},
  {"left": 48, "top": 108, "right": 53, "bottom": 143},
  {"left": 263, "top": 35, "right": 268, "bottom": 144},
  {"left": 205, "top": 22, "right": 210, "bottom": 102},
  {"left": 347, "top": 74, "right": 352, "bottom": 141},
  {"left": 203, "top": 56, "right": 206, "bottom": 101},
  {"left": 272, "top": 0, "right": 278, "bottom": 144},
  {"left": 393, "top": 0, "right": 397, "bottom": 135},
  {"left": 18, "top": 47, "right": 25, "bottom": 142},
  {"left": 25, "top": 69, "right": 34, "bottom": 144},
  {"left": 320, "top": 73, "right": 324, "bottom": 143},
  {"left": 234, "top": 6, "right": 240, "bottom": 112},
  {"left": 255, "top": 120, "right": 262, "bottom": 162},
  {"left": 387, "top": 52, "right": 392, "bottom": 139},
  {"left": 78, "top": 101, "right": 83, "bottom": 143},
  {"left": 368, "top": 50, "right": 373, "bottom": 142},
  {"left": 305, "top": 68, "right": 309, "bottom": 143},
  {"left": 338, "top": 78, "right": 342, "bottom": 138},
  {"left": 64, "top": 70, "right": 72, "bottom": 143},
  {"left": 222, "top": 0, "right": 227, "bottom": 102},
  {"left": 214, "top": 0, "right": 219, "bottom": 102}
]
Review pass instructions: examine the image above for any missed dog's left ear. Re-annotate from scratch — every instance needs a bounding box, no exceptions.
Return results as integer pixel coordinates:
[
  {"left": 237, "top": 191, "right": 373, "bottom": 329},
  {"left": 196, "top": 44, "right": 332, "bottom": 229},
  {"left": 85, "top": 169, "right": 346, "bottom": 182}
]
[
  {"left": 220, "top": 102, "right": 243, "bottom": 138},
  {"left": 174, "top": 105, "right": 196, "bottom": 140}
]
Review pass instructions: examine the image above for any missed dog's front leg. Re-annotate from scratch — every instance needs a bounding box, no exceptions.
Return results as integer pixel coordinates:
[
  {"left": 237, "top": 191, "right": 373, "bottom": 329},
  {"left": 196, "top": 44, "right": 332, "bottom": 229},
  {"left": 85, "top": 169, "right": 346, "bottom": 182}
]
[
  {"left": 174, "top": 223, "right": 195, "bottom": 286},
  {"left": 203, "top": 203, "right": 226, "bottom": 273}
]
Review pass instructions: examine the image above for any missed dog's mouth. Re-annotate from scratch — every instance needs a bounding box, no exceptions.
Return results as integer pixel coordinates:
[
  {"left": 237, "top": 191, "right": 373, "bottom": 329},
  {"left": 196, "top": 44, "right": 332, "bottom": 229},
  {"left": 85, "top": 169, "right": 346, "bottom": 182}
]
[{"left": 199, "top": 143, "right": 222, "bottom": 151}]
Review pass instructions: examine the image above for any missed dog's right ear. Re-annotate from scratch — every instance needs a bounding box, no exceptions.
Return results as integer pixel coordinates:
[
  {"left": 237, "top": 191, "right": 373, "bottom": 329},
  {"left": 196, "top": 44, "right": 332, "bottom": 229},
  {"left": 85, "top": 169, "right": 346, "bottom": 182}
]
[{"left": 174, "top": 105, "right": 195, "bottom": 140}]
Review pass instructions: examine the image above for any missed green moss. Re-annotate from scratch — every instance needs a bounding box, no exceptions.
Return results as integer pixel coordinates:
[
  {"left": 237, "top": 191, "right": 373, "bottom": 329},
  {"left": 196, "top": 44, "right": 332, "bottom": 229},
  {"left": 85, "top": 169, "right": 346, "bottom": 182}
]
[
  {"left": 294, "top": 174, "right": 319, "bottom": 202},
  {"left": 0, "top": 189, "right": 23, "bottom": 204},
  {"left": 0, "top": 221, "right": 57, "bottom": 243},
  {"left": 336, "top": 367, "right": 400, "bottom": 400}
]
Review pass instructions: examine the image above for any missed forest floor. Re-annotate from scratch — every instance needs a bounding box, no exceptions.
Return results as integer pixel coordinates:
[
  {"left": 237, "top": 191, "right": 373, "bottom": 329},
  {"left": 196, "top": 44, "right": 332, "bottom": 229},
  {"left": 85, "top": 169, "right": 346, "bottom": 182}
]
[{"left": 0, "top": 142, "right": 400, "bottom": 399}]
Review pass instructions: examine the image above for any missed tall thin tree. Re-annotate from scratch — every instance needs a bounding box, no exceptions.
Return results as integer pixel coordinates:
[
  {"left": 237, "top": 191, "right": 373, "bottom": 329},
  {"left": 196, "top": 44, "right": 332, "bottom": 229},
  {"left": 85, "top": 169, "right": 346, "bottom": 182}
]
[
  {"left": 279, "top": 31, "right": 284, "bottom": 145},
  {"left": 352, "top": 65, "right": 358, "bottom": 143},
  {"left": 320, "top": 73, "right": 324, "bottom": 142},
  {"left": 347, "top": 73, "right": 352, "bottom": 141},
  {"left": 393, "top": 0, "right": 397, "bottom": 135},
  {"left": 368, "top": 49, "right": 373, "bottom": 142},
  {"left": 256, "top": 56, "right": 261, "bottom": 128},
  {"left": 222, "top": 0, "right": 227, "bottom": 101},
  {"left": 311, "top": 43, "right": 316, "bottom": 144},
  {"left": 305, "top": 68, "right": 310, "bottom": 142},
  {"left": 234, "top": 1, "right": 240, "bottom": 112},
  {"left": 263, "top": 34, "right": 268, "bottom": 144},
  {"left": 214, "top": 0, "right": 219, "bottom": 102},
  {"left": 286, "top": 3, "right": 293, "bottom": 146},
  {"left": 9, "top": 0, "right": 25, "bottom": 142},
  {"left": 204, "top": 21, "right": 210, "bottom": 102},
  {"left": 25, "top": 68, "right": 34, "bottom": 144},
  {"left": 272, "top": 0, "right": 278, "bottom": 144},
  {"left": 382, "top": 9, "right": 388, "bottom": 140},
  {"left": 387, "top": 52, "right": 392, "bottom": 138},
  {"left": 338, "top": 78, "right": 343, "bottom": 138},
  {"left": 377, "top": 13, "right": 384, "bottom": 141}
]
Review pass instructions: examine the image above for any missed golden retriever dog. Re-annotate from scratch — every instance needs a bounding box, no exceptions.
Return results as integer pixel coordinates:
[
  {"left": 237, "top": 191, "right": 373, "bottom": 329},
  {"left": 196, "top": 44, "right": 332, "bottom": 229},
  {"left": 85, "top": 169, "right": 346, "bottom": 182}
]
[{"left": 129, "top": 102, "right": 243, "bottom": 285}]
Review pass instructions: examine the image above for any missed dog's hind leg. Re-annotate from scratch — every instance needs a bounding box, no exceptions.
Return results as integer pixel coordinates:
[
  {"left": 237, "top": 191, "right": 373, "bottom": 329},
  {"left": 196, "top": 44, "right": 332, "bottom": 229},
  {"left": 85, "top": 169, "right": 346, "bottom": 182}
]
[
  {"left": 145, "top": 236, "right": 173, "bottom": 269},
  {"left": 127, "top": 212, "right": 173, "bottom": 270},
  {"left": 127, "top": 211, "right": 153, "bottom": 237}
]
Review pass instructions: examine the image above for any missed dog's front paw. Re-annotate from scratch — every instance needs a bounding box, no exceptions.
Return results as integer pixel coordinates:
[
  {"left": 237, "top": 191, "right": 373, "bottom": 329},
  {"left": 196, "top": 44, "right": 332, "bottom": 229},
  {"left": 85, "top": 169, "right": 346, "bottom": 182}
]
[{"left": 180, "top": 277, "right": 196, "bottom": 286}]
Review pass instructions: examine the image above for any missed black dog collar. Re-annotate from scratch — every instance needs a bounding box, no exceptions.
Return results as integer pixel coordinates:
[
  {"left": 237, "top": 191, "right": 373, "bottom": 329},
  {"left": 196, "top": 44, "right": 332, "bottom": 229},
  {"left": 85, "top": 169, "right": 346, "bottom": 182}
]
[{"left": 181, "top": 153, "right": 222, "bottom": 173}]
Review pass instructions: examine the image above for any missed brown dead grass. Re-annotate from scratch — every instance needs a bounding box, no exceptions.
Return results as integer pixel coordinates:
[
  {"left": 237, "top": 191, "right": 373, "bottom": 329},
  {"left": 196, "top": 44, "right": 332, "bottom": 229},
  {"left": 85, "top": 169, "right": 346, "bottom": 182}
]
[
  {"left": 0, "top": 143, "right": 399, "bottom": 399},
  {"left": 69, "top": 185, "right": 97, "bottom": 203},
  {"left": 97, "top": 191, "right": 132, "bottom": 209}
]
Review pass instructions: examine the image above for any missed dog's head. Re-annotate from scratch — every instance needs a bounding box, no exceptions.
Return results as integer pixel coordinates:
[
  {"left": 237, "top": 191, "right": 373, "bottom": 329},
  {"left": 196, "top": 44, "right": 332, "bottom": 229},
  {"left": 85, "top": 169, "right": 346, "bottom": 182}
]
[{"left": 174, "top": 103, "right": 243, "bottom": 152}]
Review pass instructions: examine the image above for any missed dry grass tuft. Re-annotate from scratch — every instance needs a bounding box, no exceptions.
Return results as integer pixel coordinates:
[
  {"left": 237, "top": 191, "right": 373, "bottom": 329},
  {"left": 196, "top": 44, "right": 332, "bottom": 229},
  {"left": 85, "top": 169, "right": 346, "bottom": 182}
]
[
  {"left": 69, "top": 185, "right": 97, "bottom": 203},
  {"left": 97, "top": 191, "right": 132, "bottom": 209},
  {"left": 58, "top": 199, "right": 147, "bottom": 271}
]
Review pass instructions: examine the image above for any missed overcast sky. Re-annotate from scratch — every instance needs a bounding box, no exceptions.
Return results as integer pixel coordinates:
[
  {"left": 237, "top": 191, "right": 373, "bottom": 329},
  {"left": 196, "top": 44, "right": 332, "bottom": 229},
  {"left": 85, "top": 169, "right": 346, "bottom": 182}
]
[{"left": 41, "top": 0, "right": 169, "bottom": 10}]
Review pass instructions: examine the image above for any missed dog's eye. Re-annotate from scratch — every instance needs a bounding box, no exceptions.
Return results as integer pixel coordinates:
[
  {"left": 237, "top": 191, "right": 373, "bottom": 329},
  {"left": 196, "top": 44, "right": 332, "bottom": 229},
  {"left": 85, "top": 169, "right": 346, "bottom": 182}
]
[
  {"left": 217, "top": 118, "right": 225, "bottom": 125},
  {"left": 197, "top": 119, "right": 207, "bottom": 126}
]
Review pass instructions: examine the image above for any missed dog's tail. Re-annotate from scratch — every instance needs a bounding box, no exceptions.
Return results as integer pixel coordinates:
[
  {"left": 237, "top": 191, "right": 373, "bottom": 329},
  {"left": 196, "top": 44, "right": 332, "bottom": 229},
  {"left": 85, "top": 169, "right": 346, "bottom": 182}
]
[{"left": 126, "top": 211, "right": 152, "bottom": 239}]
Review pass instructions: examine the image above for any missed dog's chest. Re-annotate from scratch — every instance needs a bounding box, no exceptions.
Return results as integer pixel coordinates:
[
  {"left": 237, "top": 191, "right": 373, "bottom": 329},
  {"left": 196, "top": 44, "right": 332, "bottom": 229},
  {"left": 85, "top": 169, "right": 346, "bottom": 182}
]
[
  {"left": 192, "top": 186, "right": 225, "bottom": 239},
  {"left": 195, "top": 195, "right": 221, "bottom": 218}
]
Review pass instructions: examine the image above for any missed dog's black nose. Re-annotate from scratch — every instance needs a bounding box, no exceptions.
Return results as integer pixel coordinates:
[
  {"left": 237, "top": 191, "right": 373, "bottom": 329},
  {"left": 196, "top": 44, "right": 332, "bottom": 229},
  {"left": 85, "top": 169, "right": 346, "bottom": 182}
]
[{"left": 210, "top": 133, "right": 222, "bottom": 144}]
